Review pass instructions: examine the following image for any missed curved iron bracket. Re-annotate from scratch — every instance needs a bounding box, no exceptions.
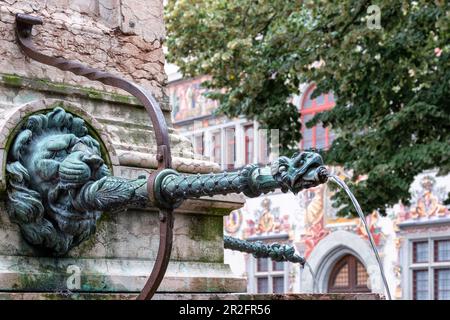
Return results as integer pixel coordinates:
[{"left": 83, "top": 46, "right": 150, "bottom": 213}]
[{"left": 15, "top": 13, "right": 173, "bottom": 300}]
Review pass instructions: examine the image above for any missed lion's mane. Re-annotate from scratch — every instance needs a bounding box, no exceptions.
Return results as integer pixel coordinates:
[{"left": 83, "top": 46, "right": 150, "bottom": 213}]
[{"left": 6, "top": 107, "right": 108, "bottom": 256}]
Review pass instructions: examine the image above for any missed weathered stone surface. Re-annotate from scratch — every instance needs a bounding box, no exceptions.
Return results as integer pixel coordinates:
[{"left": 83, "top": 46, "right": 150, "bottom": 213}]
[
  {"left": 0, "top": 292, "right": 384, "bottom": 300},
  {"left": 0, "top": 188, "right": 246, "bottom": 293},
  {"left": 0, "top": 0, "right": 168, "bottom": 108},
  {"left": 0, "top": 255, "right": 246, "bottom": 293},
  {"left": 119, "top": 0, "right": 165, "bottom": 43},
  {"left": 0, "top": 84, "right": 219, "bottom": 190},
  {"left": 0, "top": 192, "right": 244, "bottom": 258}
]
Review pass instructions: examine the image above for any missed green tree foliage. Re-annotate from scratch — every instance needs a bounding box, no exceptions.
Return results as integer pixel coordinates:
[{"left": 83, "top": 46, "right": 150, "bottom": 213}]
[{"left": 165, "top": 0, "right": 449, "bottom": 216}]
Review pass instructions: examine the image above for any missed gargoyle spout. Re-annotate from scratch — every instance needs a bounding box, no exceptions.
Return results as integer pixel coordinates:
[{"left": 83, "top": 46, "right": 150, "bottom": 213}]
[{"left": 6, "top": 106, "right": 328, "bottom": 256}]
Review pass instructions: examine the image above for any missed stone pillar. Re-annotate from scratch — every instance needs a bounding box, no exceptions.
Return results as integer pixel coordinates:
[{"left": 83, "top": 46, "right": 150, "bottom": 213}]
[{"left": 0, "top": 0, "right": 245, "bottom": 295}]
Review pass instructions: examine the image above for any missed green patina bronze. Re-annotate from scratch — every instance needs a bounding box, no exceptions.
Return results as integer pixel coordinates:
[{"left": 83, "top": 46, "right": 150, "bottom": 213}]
[
  {"left": 223, "top": 236, "right": 305, "bottom": 265},
  {"left": 6, "top": 107, "right": 149, "bottom": 255},
  {"left": 6, "top": 107, "right": 327, "bottom": 257},
  {"left": 153, "top": 151, "right": 328, "bottom": 209}
]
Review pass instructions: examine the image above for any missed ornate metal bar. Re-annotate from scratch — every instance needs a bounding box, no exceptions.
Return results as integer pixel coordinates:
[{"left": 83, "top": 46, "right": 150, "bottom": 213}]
[
  {"left": 153, "top": 154, "right": 329, "bottom": 209},
  {"left": 224, "top": 236, "right": 305, "bottom": 265},
  {"left": 154, "top": 165, "right": 278, "bottom": 209}
]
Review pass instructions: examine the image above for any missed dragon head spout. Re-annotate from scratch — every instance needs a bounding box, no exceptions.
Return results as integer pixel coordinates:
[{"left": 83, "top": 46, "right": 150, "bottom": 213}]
[{"left": 271, "top": 151, "right": 328, "bottom": 194}]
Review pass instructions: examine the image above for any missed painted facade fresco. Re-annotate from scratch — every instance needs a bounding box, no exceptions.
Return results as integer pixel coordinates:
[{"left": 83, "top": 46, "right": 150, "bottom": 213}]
[
  {"left": 168, "top": 75, "right": 220, "bottom": 122},
  {"left": 391, "top": 174, "right": 450, "bottom": 299},
  {"left": 242, "top": 197, "right": 294, "bottom": 239},
  {"left": 167, "top": 70, "right": 450, "bottom": 299},
  {"left": 300, "top": 184, "right": 329, "bottom": 258},
  {"left": 297, "top": 168, "right": 385, "bottom": 258},
  {"left": 224, "top": 209, "right": 243, "bottom": 235}
]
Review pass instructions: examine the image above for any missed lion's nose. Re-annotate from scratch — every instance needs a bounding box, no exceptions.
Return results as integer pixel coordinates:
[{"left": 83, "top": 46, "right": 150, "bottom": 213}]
[{"left": 82, "top": 154, "right": 104, "bottom": 170}]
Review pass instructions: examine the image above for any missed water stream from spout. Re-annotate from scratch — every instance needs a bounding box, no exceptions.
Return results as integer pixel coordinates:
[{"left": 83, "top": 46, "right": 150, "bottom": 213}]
[{"left": 328, "top": 175, "right": 392, "bottom": 300}]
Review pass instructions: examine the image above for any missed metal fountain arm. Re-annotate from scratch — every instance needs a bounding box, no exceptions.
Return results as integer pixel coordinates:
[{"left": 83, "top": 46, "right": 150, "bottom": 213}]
[
  {"left": 71, "top": 152, "right": 329, "bottom": 212},
  {"left": 13, "top": 14, "right": 328, "bottom": 300},
  {"left": 153, "top": 152, "right": 328, "bottom": 209},
  {"left": 71, "top": 152, "right": 328, "bottom": 212}
]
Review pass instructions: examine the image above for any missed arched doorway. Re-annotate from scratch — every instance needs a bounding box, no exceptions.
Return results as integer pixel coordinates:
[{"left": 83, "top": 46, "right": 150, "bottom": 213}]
[
  {"left": 300, "top": 231, "right": 383, "bottom": 294},
  {"left": 328, "top": 254, "right": 371, "bottom": 293}
]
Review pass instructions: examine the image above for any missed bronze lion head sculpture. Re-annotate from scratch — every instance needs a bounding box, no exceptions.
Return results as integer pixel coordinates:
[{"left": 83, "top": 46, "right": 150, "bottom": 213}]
[{"left": 6, "top": 107, "right": 111, "bottom": 255}]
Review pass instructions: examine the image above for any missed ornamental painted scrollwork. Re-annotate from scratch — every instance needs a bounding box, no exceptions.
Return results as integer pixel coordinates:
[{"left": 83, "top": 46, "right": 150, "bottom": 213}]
[
  {"left": 243, "top": 197, "right": 293, "bottom": 238},
  {"left": 224, "top": 209, "right": 243, "bottom": 235},
  {"left": 411, "top": 176, "right": 448, "bottom": 219},
  {"left": 301, "top": 184, "right": 329, "bottom": 258},
  {"left": 392, "top": 175, "right": 449, "bottom": 226}
]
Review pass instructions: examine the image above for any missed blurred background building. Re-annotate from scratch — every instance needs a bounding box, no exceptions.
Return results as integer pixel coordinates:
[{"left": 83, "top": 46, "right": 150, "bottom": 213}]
[{"left": 166, "top": 64, "right": 450, "bottom": 300}]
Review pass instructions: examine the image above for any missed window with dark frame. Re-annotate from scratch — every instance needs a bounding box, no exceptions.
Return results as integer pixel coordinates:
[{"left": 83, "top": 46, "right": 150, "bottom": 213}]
[
  {"left": 211, "top": 131, "right": 221, "bottom": 165},
  {"left": 225, "top": 127, "right": 236, "bottom": 170},
  {"left": 254, "top": 256, "right": 286, "bottom": 294},
  {"left": 410, "top": 238, "right": 450, "bottom": 300},
  {"left": 413, "top": 241, "right": 429, "bottom": 263},
  {"left": 434, "top": 269, "right": 450, "bottom": 300},
  {"left": 413, "top": 269, "right": 429, "bottom": 300},
  {"left": 435, "top": 240, "right": 450, "bottom": 262},
  {"left": 194, "top": 134, "right": 204, "bottom": 156}
]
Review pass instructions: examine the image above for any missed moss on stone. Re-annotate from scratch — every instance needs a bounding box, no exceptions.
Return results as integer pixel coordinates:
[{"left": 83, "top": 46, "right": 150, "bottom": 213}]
[
  {"left": 189, "top": 215, "right": 222, "bottom": 241},
  {"left": 0, "top": 73, "right": 140, "bottom": 106},
  {"left": 80, "top": 275, "right": 109, "bottom": 292},
  {"left": 35, "top": 78, "right": 70, "bottom": 92},
  {"left": 97, "top": 211, "right": 113, "bottom": 223},
  {"left": 10, "top": 258, "right": 121, "bottom": 294},
  {"left": 2, "top": 74, "right": 23, "bottom": 87},
  {"left": 80, "top": 87, "right": 103, "bottom": 100},
  {"left": 109, "top": 92, "right": 136, "bottom": 105},
  {"left": 39, "top": 292, "right": 130, "bottom": 300},
  {"left": 17, "top": 272, "right": 63, "bottom": 291},
  {"left": 208, "top": 207, "right": 234, "bottom": 217}
]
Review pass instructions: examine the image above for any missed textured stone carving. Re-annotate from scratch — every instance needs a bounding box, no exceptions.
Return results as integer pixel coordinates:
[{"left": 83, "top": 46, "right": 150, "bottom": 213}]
[
  {"left": 0, "top": 1, "right": 167, "bottom": 103},
  {"left": 6, "top": 107, "right": 147, "bottom": 255}
]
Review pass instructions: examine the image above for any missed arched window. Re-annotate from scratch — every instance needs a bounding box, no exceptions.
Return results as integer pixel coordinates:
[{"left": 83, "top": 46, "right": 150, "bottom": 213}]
[
  {"left": 299, "top": 85, "right": 335, "bottom": 150},
  {"left": 328, "top": 254, "right": 371, "bottom": 293}
]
